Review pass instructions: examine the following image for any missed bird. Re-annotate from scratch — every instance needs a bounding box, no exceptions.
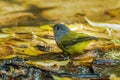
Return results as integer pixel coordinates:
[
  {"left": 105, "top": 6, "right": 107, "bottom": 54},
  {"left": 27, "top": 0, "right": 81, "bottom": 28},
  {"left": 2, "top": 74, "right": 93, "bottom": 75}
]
[{"left": 53, "top": 24, "right": 98, "bottom": 54}]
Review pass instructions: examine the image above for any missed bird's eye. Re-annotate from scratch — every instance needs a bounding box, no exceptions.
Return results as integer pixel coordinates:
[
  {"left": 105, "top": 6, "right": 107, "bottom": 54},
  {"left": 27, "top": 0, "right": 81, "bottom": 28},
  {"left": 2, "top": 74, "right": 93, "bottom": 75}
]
[{"left": 57, "top": 27, "right": 60, "bottom": 30}]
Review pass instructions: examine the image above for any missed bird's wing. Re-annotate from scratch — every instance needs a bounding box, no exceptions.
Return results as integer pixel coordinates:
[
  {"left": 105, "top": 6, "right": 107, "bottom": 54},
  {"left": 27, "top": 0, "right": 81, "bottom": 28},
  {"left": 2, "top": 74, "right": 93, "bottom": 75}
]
[{"left": 60, "top": 31, "right": 98, "bottom": 49}]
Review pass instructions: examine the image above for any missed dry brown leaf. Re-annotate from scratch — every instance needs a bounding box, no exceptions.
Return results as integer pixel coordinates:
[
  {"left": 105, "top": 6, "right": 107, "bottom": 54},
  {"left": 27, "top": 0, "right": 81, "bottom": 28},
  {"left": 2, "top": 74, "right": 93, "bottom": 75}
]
[
  {"left": 105, "top": 8, "right": 120, "bottom": 17},
  {"left": 86, "top": 41, "right": 115, "bottom": 52},
  {"left": 0, "top": 12, "right": 35, "bottom": 26},
  {"left": 0, "top": 45, "right": 15, "bottom": 59}
]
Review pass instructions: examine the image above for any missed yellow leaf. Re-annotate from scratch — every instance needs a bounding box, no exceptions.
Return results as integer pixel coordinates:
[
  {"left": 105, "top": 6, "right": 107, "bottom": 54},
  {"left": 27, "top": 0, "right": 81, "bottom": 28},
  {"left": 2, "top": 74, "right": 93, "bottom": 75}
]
[
  {"left": 24, "top": 47, "right": 45, "bottom": 56},
  {"left": 0, "top": 33, "right": 9, "bottom": 38},
  {"left": 110, "top": 74, "right": 120, "bottom": 80},
  {"left": 39, "top": 25, "right": 53, "bottom": 31},
  {"left": 62, "top": 77, "right": 72, "bottom": 80},
  {"left": 51, "top": 74, "right": 72, "bottom": 80}
]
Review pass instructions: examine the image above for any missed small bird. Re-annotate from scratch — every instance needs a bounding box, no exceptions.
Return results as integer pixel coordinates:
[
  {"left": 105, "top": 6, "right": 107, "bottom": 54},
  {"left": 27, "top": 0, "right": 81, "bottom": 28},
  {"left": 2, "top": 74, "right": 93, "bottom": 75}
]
[{"left": 53, "top": 24, "right": 98, "bottom": 54}]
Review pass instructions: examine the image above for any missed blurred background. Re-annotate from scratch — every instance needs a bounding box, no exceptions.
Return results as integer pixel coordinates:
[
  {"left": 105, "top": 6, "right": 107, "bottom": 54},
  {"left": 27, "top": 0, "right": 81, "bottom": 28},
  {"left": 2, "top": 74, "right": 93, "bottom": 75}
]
[{"left": 0, "top": 0, "right": 120, "bottom": 26}]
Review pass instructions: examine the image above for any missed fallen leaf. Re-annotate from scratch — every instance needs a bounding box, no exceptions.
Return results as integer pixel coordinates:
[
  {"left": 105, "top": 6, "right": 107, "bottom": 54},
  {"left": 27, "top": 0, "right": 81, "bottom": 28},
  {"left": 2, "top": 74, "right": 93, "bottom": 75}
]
[
  {"left": 24, "top": 47, "right": 45, "bottom": 56},
  {"left": 27, "top": 59, "right": 70, "bottom": 71},
  {"left": 109, "top": 74, "right": 120, "bottom": 80},
  {"left": 51, "top": 74, "right": 72, "bottom": 80},
  {"left": 105, "top": 8, "right": 120, "bottom": 17},
  {"left": 0, "top": 45, "right": 15, "bottom": 59}
]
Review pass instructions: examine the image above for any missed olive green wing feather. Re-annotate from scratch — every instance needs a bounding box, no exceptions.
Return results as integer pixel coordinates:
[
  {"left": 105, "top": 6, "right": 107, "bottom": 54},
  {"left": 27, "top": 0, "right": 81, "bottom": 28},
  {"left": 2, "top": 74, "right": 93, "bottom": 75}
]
[{"left": 59, "top": 32, "right": 97, "bottom": 54}]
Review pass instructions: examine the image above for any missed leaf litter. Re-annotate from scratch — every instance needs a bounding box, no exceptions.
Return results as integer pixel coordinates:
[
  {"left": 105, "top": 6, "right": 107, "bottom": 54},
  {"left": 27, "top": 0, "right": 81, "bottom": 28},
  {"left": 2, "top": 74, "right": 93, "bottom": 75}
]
[{"left": 0, "top": 1, "right": 119, "bottom": 79}]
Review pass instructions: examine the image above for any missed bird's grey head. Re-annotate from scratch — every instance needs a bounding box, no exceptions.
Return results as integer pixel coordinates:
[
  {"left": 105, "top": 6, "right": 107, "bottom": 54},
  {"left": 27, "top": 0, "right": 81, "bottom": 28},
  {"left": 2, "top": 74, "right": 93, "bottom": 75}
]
[{"left": 53, "top": 24, "right": 70, "bottom": 44}]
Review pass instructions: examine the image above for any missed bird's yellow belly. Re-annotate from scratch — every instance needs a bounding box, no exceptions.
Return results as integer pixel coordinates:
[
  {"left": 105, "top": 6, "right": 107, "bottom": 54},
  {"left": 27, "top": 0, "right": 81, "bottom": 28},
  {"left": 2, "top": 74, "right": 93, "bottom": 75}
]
[{"left": 66, "top": 40, "right": 92, "bottom": 54}]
